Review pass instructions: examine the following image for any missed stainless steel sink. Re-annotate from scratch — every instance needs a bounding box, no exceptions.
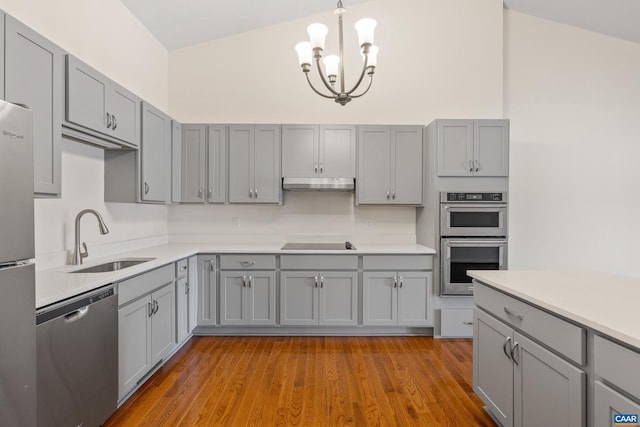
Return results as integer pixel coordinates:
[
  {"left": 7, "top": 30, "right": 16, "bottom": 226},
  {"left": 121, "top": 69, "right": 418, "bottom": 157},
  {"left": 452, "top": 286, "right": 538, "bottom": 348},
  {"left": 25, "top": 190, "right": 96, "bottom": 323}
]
[{"left": 70, "top": 258, "right": 156, "bottom": 273}]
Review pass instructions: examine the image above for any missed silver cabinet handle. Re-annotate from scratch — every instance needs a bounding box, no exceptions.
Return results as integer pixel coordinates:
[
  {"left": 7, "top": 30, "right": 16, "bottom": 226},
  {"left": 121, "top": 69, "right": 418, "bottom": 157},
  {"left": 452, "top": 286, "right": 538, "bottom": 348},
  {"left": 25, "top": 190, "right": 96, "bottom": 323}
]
[
  {"left": 469, "top": 160, "right": 473, "bottom": 172},
  {"left": 392, "top": 191, "right": 396, "bottom": 200},
  {"left": 198, "top": 188, "right": 203, "bottom": 198},
  {"left": 320, "top": 164, "right": 324, "bottom": 174},
  {"left": 462, "top": 321, "right": 473, "bottom": 326},
  {"left": 314, "top": 275, "right": 319, "bottom": 288},
  {"left": 112, "top": 115, "right": 118, "bottom": 130},
  {"left": 185, "top": 282, "right": 189, "bottom": 294},
  {"left": 148, "top": 301, "right": 154, "bottom": 317},
  {"left": 210, "top": 261, "right": 214, "bottom": 272},
  {"left": 504, "top": 307, "right": 524, "bottom": 321},
  {"left": 240, "top": 260, "right": 256, "bottom": 267},
  {"left": 320, "top": 276, "right": 324, "bottom": 288},
  {"left": 153, "top": 300, "right": 159, "bottom": 315},
  {"left": 106, "top": 113, "right": 112, "bottom": 129},
  {"left": 144, "top": 182, "right": 150, "bottom": 195},
  {"left": 398, "top": 276, "right": 403, "bottom": 288},
  {"left": 208, "top": 188, "right": 213, "bottom": 199},
  {"left": 503, "top": 336, "right": 512, "bottom": 359},
  {"left": 248, "top": 275, "right": 253, "bottom": 287},
  {"left": 393, "top": 276, "right": 398, "bottom": 288},
  {"left": 386, "top": 191, "right": 390, "bottom": 200},
  {"left": 249, "top": 189, "right": 253, "bottom": 198},
  {"left": 511, "top": 341, "right": 519, "bottom": 365},
  {"left": 242, "top": 275, "right": 247, "bottom": 287},
  {"left": 254, "top": 189, "right": 258, "bottom": 199},
  {"left": 179, "top": 265, "right": 188, "bottom": 272},
  {"left": 314, "top": 164, "right": 318, "bottom": 174},
  {"left": 474, "top": 159, "right": 480, "bottom": 172}
]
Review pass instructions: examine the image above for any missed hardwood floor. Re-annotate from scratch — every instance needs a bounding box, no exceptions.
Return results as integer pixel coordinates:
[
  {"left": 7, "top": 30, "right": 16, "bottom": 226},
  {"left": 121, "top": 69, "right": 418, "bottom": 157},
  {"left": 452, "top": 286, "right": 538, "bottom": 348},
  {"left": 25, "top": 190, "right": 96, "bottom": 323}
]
[{"left": 105, "top": 336, "right": 496, "bottom": 427}]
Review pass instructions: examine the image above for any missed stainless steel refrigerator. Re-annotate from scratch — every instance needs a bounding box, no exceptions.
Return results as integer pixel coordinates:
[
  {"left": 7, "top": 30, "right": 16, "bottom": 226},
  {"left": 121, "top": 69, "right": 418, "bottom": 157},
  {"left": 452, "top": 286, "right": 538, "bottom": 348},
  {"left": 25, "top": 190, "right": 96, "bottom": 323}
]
[{"left": 0, "top": 100, "right": 36, "bottom": 426}]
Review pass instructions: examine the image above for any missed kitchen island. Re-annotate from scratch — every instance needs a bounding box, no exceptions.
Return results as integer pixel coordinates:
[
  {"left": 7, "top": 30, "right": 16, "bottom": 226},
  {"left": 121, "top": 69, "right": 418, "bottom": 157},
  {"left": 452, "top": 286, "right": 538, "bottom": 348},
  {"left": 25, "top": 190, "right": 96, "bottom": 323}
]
[{"left": 469, "top": 270, "right": 640, "bottom": 427}]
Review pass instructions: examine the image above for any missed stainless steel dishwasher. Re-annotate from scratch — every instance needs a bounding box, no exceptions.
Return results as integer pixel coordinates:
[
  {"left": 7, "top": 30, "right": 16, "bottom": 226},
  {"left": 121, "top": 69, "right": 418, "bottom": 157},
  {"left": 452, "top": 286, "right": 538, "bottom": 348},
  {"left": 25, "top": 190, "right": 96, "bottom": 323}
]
[{"left": 36, "top": 284, "right": 117, "bottom": 427}]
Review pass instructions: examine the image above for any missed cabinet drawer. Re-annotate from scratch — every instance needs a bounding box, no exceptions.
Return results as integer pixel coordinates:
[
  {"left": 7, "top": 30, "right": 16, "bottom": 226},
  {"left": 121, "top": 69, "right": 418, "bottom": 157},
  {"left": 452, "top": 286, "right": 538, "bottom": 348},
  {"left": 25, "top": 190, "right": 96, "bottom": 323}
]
[
  {"left": 118, "top": 264, "right": 174, "bottom": 306},
  {"left": 594, "top": 336, "right": 640, "bottom": 399},
  {"left": 176, "top": 258, "right": 188, "bottom": 278},
  {"left": 440, "top": 309, "right": 473, "bottom": 338},
  {"left": 362, "top": 255, "right": 432, "bottom": 270},
  {"left": 280, "top": 255, "right": 357, "bottom": 270},
  {"left": 474, "top": 282, "right": 585, "bottom": 364},
  {"left": 219, "top": 254, "right": 276, "bottom": 270}
]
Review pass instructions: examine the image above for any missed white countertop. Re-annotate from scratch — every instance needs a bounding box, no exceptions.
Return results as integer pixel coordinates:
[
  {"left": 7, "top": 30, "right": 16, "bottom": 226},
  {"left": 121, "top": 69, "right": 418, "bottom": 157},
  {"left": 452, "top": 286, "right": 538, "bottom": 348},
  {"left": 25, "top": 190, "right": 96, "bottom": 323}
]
[
  {"left": 468, "top": 270, "right": 640, "bottom": 350},
  {"left": 36, "top": 242, "right": 435, "bottom": 309}
]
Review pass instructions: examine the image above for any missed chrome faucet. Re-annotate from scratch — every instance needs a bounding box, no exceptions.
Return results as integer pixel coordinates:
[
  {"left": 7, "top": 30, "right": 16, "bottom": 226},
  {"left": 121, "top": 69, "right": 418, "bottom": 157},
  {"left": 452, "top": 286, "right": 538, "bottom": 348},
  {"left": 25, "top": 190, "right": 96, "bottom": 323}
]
[{"left": 73, "top": 209, "right": 109, "bottom": 265}]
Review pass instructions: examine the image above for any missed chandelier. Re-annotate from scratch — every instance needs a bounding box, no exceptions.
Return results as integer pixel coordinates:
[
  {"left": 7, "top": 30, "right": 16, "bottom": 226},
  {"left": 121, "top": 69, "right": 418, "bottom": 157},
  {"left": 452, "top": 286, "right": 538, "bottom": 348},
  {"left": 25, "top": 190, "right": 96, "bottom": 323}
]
[{"left": 295, "top": 0, "right": 378, "bottom": 106}]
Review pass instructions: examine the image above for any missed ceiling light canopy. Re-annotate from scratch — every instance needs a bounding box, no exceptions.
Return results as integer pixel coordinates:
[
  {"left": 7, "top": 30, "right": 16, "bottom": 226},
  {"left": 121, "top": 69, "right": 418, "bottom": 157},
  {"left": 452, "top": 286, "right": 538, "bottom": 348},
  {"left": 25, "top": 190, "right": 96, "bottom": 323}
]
[{"left": 295, "top": 0, "right": 378, "bottom": 106}]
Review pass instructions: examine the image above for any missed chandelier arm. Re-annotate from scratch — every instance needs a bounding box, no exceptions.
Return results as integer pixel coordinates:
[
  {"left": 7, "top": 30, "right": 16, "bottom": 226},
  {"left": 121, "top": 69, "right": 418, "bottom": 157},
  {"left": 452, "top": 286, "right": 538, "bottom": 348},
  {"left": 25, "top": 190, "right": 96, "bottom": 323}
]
[
  {"left": 344, "top": 55, "right": 370, "bottom": 96},
  {"left": 348, "top": 75, "right": 374, "bottom": 98},
  {"left": 305, "top": 73, "right": 337, "bottom": 99},
  {"left": 315, "top": 57, "right": 341, "bottom": 96}
]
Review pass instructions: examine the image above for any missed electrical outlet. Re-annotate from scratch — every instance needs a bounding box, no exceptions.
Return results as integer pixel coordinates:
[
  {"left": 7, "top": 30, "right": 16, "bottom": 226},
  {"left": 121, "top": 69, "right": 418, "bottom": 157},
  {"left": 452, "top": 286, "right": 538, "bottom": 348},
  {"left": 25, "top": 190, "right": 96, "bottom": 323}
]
[{"left": 232, "top": 217, "right": 240, "bottom": 228}]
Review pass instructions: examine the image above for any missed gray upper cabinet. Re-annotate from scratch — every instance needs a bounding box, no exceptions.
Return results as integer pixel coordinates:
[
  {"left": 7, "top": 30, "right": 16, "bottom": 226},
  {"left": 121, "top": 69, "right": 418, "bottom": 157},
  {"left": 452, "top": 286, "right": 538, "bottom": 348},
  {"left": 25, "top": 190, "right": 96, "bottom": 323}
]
[
  {"left": 4, "top": 16, "right": 62, "bottom": 197},
  {"left": 282, "top": 124, "right": 355, "bottom": 178},
  {"left": 180, "top": 124, "right": 226, "bottom": 204},
  {"left": 65, "top": 54, "right": 140, "bottom": 147},
  {"left": 436, "top": 119, "right": 509, "bottom": 176},
  {"left": 0, "top": 12, "right": 4, "bottom": 99},
  {"left": 228, "top": 124, "right": 281, "bottom": 204},
  {"left": 171, "top": 121, "right": 182, "bottom": 203},
  {"left": 141, "top": 102, "right": 171, "bottom": 203},
  {"left": 357, "top": 125, "right": 423, "bottom": 205}
]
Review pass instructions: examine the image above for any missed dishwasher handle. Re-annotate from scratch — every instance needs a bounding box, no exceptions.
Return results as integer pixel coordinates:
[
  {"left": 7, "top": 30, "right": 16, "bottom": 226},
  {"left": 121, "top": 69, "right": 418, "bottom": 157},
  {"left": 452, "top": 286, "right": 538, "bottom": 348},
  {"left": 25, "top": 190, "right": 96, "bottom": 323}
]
[{"left": 64, "top": 306, "right": 89, "bottom": 323}]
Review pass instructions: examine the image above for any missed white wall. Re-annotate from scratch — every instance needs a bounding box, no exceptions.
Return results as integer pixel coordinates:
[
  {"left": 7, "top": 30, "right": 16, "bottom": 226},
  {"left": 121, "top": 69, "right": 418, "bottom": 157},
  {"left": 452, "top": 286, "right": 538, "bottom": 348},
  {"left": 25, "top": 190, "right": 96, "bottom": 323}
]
[
  {"left": 505, "top": 11, "right": 640, "bottom": 277},
  {"left": 0, "top": 0, "right": 170, "bottom": 268},
  {"left": 168, "top": 0, "right": 504, "bottom": 242}
]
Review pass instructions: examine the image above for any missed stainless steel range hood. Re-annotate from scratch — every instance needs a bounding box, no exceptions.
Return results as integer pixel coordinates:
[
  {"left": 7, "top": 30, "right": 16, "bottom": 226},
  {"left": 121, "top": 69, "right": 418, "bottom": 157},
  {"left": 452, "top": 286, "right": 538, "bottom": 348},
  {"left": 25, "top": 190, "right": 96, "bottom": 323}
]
[{"left": 282, "top": 177, "right": 355, "bottom": 191}]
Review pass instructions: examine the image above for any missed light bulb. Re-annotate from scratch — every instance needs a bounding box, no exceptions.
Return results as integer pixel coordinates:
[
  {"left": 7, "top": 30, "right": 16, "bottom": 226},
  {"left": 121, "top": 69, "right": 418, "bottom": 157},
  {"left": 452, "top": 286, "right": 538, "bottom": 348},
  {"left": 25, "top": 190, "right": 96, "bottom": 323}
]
[
  {"left": 354, "top": 18, "right": 376, "bottom": 46},
  {"left": 295, "top": 42, "right": 312, "bottom": 66}
]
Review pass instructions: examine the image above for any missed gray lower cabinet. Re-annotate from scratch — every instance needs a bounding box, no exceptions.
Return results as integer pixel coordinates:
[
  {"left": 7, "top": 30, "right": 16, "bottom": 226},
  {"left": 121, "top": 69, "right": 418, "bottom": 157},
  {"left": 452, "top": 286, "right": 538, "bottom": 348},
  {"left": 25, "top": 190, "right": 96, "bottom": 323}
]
[
  {"left": 117, "top": 265, "right": 176, "bottom": 401},
  {"left": 280, "top": 271, "right": 358, "bottom": 326},
  {"left": 473, "top": 308, "right": 585, "bottom": 427},
  {"left": 197, "top": 255, "right": 217, "bottom": 326},
  {"left": 176, "top": 257, "right": 197, "bottom": 344},
  {"left": 219, "top": 270, "right": 276, "bottom": 325},
  {"left": 65, "top": 54, "right": 141, "bottom": 147},
  {"left": 228, "top": 124, "right": 281, "bottom": 204},
  {"left": 594, "top": 381, "right": 640, "bottom": 427},
  {"left": 4, "top": 16, "right": 62, "bottom": 197},
  {"left": 357, "top": 125, "right": 423, "bottom": 205},
  {"left": 433, "top": 119, "right": 509, "bottom": 177},
  {"left": 362, "top": 271, "right": 432, "bottom": 326},
  {"left": 181, "top": 124, "right": 226, "bottom": 203},
  {"left": 281, "top": 124, "right": 356, "bottom": 178}
]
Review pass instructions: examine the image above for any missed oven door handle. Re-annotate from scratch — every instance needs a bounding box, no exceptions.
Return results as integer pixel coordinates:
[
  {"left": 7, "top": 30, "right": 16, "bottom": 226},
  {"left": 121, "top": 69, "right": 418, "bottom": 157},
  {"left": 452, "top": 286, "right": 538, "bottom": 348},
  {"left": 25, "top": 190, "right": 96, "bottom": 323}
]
[
  {"left": 446, "top": 239, "right": 508, "bottom": 245},
  {"left": 442, "top": 204, "right": 507, "bottom": 210}
]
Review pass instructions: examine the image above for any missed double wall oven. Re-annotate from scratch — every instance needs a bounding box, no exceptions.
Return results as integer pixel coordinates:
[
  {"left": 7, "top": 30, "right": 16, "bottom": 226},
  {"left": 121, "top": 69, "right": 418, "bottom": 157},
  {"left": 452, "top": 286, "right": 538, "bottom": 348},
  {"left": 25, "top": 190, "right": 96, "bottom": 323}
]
[{"left": 440, "top": 192, "right": 508, "bottom": 295}]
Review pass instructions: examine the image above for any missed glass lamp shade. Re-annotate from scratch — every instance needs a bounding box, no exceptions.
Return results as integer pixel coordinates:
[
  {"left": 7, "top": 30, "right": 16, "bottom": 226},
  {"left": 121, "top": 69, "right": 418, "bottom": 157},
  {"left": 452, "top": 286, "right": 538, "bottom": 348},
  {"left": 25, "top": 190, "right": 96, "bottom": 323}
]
[
  {"left": 295, "top": 41, "right": 312, "bottom": 66},
  {"left": 354, "top": 18, "right": 376, "bottom": 46},
  {"left": 307, "top": 23, "right": 329, "bottom": 50},
  {"left": 323, "top": 55, "right": 340, "bottom": 77},
  {"left": 366, "top": 45, "right": 379, "bottom": 67}
]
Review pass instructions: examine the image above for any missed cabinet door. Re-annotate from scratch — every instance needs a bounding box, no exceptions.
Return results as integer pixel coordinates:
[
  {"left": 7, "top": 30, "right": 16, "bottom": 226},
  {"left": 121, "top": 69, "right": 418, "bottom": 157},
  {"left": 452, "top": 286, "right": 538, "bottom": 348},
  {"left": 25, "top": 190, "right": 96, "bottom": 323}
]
[
  {"left": 141, "top": 103, "right": 170, "bottom": 202},
  {"left": 228, "top": 125, "right": 253, "bottom": 203},
  {"left": 0, "top": 13, "right": 4, "bottom": 99},
  {"left": 513, "top": 332, "right": 585, "bottom": 427},
  {"left": 319, "top": 271, "right": 358, "bottom": 326},
  {"left": 280, "top": 271, "right": 318, "bottom": 326},
  {"left": 187, "top": 256, "right": 199, "bottom": 332},
  {"left": 391, "top": 126, "right": 423, "bottom": 205},
  {"left": 247, "top": 271, "right": 276, "bottom": 325},
  {"left": 253, "top": 125, "right": 281, "bottom": 203},
  {"left": 176, "top": 277, "right": 189, "bottom": 343},
  {"left": 362, "top": 272, "right": 397, "bottom": 326},
  {"left": 65, "top": 55, "right": 109, "bottom": 136},
  {"left": 181, "top": 125, "right": 206, "bottom": 203},
  {"left": 171, "top": 121, "right": 182, "bottom": 203},
  {"left": 474, "top": 120, "right": 509, "bottom": 177},
  {"left": 397, "top": 271, "right": 431, "bottom": 326},
  {"left": 594, "top": 381, "right": 640, "bottom": 427},
  {"left": 150, "top": 284, "right": 176, "bottom": 366},
  {"left": 282, "top": 124, "right": 318, "bottom": 177},
  {"left": 118, "top": 297, "right": 152, "bottom": 400},
  {"left": 473, "top": 308, "right": 514, "bottom": 427},
  {"left": 197, "top": 255, "right": 217, "bottom": 326},
  {"left": 5, "top": 17, "right": 62, "bottom": 197},
  {"left": 109, "top": 81, "right": 141, "bottom": 146},
  {"left": 207, "top": 125, "right": 227, "bottom": 203},
  {"left": 219, "top": 272, "right": 247, "bottom": 325},
  {"left": 319, "top": 125, "right": 356, "bottom": 178},
  {"left": 357, "top": 126, "right": 392, "bottom": 204},
  {"left": 437, "top": 119, "right": 474, "bottom": 176}
]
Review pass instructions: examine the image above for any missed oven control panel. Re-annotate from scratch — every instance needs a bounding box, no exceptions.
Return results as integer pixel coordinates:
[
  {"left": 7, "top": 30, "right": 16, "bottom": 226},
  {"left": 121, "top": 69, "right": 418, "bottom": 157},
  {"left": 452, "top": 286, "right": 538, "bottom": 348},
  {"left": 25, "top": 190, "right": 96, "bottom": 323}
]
[{"left": 444, "top": 192, "right": 505, "bottom": 202}]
